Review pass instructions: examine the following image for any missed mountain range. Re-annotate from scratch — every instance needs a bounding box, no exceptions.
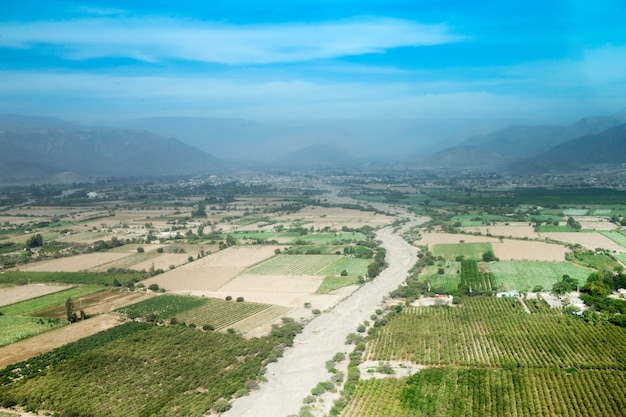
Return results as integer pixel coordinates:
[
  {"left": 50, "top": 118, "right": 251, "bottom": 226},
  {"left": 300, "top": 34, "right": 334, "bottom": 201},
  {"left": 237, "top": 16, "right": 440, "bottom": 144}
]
[{"left": 1, "top": 112, "right": 625, "bottom": 184}]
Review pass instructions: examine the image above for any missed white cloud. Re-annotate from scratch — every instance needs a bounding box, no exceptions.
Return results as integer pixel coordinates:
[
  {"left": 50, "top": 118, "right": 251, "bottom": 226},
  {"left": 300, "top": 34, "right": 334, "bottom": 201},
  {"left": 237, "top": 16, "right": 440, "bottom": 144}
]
[{"left": 0, "top": 17, "right": 461, "bottom": 64}]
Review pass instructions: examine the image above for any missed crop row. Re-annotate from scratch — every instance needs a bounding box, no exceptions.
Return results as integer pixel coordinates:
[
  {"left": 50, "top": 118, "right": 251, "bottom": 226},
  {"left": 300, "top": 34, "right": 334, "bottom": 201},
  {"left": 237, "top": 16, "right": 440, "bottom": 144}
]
[
  {"left": 459, "top": 260, "right": 493, "bottom": 294},
  {"left": 0, "top": 271, "right": 145, "bottom": 286},
  {"left": 115, "top": 294, "right": 209, "bottom": 320},
  {"left": 176, "top": 299, "right": 272, "bottom": 330},
  {"left": 247, "top": 254, "right": 341, "bottom": 275},
  {"left": 344, "top": 368, "right": 626, "bottom": 417},
  {"left": 0, "top": 323, "right": 277, "bottom": 416},
  {"left": 365, "top": 297, "right": 626, "bottom": 368}
]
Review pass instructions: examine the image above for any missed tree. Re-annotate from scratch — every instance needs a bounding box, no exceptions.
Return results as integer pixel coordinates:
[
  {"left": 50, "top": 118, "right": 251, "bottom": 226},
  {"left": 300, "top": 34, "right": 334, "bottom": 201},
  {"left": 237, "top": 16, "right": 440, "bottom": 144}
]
[
  {"left": 65, "top": 297, "right": 77, "bottom": 323},
  {"left": 191, "top": 201, "right": 207, "bottom": 218},
  {"left": 567, "top": 216, "right": 582, "bottom": 231},
  {"left": 26, "top": 233, "right": 43, "bottom": 248},
  {"left": 482, "top": 251, "right": 497, "bottom": 262}
]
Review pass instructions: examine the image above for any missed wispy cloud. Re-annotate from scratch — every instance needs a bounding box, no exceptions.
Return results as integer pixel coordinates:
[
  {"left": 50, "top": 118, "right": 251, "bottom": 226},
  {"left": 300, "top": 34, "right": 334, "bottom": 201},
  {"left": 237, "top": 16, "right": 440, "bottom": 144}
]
[{"left": 0, "top": 17, "right": 462, "bottom": 64}]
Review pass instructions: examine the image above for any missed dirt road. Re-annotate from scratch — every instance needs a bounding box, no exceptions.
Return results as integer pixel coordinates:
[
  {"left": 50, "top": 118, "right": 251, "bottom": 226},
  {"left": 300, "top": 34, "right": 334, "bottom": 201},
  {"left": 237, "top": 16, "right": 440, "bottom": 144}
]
[{"left": 225, "top": 209, "right": 426, "bottom": 416}]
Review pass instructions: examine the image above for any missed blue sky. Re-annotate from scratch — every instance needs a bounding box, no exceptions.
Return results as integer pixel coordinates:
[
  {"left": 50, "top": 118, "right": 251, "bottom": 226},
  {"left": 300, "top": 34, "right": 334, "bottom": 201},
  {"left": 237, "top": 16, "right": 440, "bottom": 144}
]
[{"left": 1, "top": 0, "right": 625, "bottom": 122}]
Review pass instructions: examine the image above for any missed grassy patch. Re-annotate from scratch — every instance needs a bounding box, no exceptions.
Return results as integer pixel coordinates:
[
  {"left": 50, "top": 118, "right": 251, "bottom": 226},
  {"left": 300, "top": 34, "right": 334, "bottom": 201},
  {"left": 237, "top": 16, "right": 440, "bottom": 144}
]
[
  {"left": 0, "top": 286, "right": 103, "bottom": 347},
  {"left": 601, "top": 230, "right": 626, "bottom": 248},
  {"left": 450, "top": 214, "right": 509, "bottom": 227},
  {"left": 247, "top": 254, "right": 341, "bottom": 275},
  {"left": 536, "top": 225, "right": 576, "bottom": 232},
  {"left": 116, "top": 294, "right": 209, "bottom": 320},
  {"left": 318, "top": 257, "right": 371, "bottom": 277},
  {"left": 572, "top": 251, "right": 621, "bottom": 271},
  {"left": 432, "top": 243, "right": 493, "bottom": 260},
  {"left": 489, "top": 261, "right": 592, "bottom": 292},
  {"left": 420, "top": 263, "right": 460, "bottom": 293},
  {"left": 316, "top": 276, "right": 361, "bottom": 294}
]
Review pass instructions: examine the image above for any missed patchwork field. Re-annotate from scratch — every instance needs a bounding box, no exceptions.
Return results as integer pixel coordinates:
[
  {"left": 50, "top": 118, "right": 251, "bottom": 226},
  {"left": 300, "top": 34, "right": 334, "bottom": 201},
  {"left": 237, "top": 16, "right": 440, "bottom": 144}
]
[
  {"left": 272, "top": 206, "right": 393, "bottom": 229},
  {"left": 489, "top": 261, "right": 593, "bottom": 292},
  {"left": 141, "top": 246, "right": 277, "bottom": 292},
  {"left": 601, "top": 230, "right": 626, "bottom": 249},
  {"left": 491, "top": 240, "right": 568, "bottom": 261},
  {"left": 420, "top": 263, "right": 461, "bottom": 292}
]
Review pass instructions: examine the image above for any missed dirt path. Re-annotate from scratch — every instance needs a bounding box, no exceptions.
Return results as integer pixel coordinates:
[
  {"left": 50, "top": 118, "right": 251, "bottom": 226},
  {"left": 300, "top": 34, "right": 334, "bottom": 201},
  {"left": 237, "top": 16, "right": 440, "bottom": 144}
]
[
  {"left": 0, "top": 313, "right": 125, "bottom": 369},
  {"left": 225, "top": 191, "right": 427, "bottom": 417}
]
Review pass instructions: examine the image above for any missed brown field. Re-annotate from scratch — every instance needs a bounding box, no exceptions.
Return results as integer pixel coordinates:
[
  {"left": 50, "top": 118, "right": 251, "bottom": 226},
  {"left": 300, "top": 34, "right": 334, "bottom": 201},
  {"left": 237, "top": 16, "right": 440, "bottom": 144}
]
[
  {"left": 54, "top": 231, "right": 112, "bottom": 243},
  {"left": 140, "top": 246, "right": 278, "bottom": 292},
  {"left": 20, "top": 252, "right": 131, "bottom": 272},
  {"left": 461, "top": 223, "right": 540, "bottom": 239},
  {"left": 419, "top": 232, "right": 499, "bottom": 247},
  {"left": 269, "top": 206, "right": 393, "bottom": 230},
  {"left": 129, "top": 253, "right": 191, "bottom": 271},
  {"left": 0, "top": 313, "right": 125, "bottom": 369},
  {"left": 491, "top": 240, "right": 568, "bottom": 261},
  {"left": 578, "top": 217, "right": 618, "bottom": 230},
  {"left": 0, "top": 284, "right": 72, "bottom": 307},
  {"left": 540, "top": 232, "right": 626, "bottom": 253}
]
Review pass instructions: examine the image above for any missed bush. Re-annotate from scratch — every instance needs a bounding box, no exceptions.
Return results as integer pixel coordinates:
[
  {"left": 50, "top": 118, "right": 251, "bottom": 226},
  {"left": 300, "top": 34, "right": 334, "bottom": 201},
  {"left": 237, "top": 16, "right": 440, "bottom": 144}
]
[
  {"left": 202, "top": 324, "right": 214, "bottom": 331},
  {"left": 236, "top": 296, "right": 245, "bottom": 302},
  {"left": 148, "top": 283, "right": 159, "bottom": 292},
  {"left": 157, "top": 247, "right": 164, "bottom": 253},
  {"left": 212, "top": 399, "right": 232, "bottom": 413},
  {"left": 136, "top": 247, "right": 144, "bottom": 253},
  {"left": 312, "top": 309, "right": 321, "bottom": 315},
  {"left": 225, "top": 296, "right": 232, "bottom": 301}
]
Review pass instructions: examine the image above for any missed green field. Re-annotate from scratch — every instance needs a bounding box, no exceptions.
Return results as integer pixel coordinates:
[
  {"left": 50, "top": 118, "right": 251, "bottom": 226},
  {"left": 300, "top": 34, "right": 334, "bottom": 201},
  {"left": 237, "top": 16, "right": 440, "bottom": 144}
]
[
  {"left": 0, "top": 286, "right": 104, "bottom": 347},
  {"left": 176, "top": 299, "right": 272, "bottom": 330},
  {"left": 562, "top": 208, "right": 589, "bottom": 216},
  {"left": 450, "top": 214, "right": 510, "bottom": 227},
  {"left": 432, "top": 242, "right": 493, "bottom": 260},
  {"left": 420, "top": 263, "right": 460, "bottom": 293},
  {"left": 601, "top": 230, "right": 626, "bottom": 248},
  {"left": 316, "top": 276, "right": 361, "bottom": 294},
  {"left": 535, "top": 225, "right": 575, "bottom": 232},
  {"left": 572, "top": 251, "right": 621, "bottom": 271},
  {"left": 348, "top": 297, "right": 626, "bottom": 417},
  {"left": 0, "top": 271, "right": 146, "bottom": 286},
  {"left": 0, "top": 323, "right": 279, "bottom": 416},
  {"left": 489, "top": 261, "right": 592, "bottom": 292},
  {"left": 116, "top": 294, "right": 209, "bottom": 320},
  {"left": 247, "top": 254, "right": 341, "bottom": 275},
  {"left": 318, "top": 257, "right": 371, "bottom": 276}
]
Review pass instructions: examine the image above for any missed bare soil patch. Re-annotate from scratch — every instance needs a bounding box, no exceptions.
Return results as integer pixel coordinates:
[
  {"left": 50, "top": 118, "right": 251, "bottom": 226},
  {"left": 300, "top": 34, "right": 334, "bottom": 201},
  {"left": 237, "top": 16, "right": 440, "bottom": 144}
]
[
  {"left": 271, "top": 206, "right": 393, "bottom": 230},
  {"left": 491, "top": 240, "right": 568, "bottom": 261},
  {"left": 0, "top": 284, "right": 72, "bottom": 308},
  {"left": 0, "top": 313, "right": 125, "bottom": 369},
  {"left": 31, "top": 290, "right": 155, "bottom": 318},
  {"left": 461, "top": 223, "right": 540, "bottom": 239},
  {"left": 20, "top": 252, "right": 130, "bottom": 272},
  {"left": 130, "top": 253, "right": 191, "bottom": 271},
  {"left": 541, "top": 232, "right": 626, "bottom": 253}
]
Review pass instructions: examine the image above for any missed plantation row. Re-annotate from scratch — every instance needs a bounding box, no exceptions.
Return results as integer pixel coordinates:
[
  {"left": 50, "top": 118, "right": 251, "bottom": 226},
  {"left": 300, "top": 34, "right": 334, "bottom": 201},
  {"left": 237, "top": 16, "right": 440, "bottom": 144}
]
[
  {"left": 0, "top": 323, "right": 280, "bottom": 416},
  {"left": 364, "top": 298, "right": 626, "bottom": 368},
  {"left": 459, "top": 260, "right": 493, "bottom": 295},
  {"left": 344, "top": 368, "right": 626, "bottom": 417},
  {"left": 176, "top": 299, "right": 272, "bottom": 330}
]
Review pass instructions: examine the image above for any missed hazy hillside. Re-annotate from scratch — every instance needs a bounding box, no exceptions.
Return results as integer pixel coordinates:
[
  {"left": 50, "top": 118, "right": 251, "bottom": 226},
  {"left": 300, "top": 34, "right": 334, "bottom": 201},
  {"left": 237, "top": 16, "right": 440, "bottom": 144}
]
[
  {"left": 511, "top": 122, "right": 626, "bottom": 173},
  {"left": 0, "top": 121, "right": 221, "bottom": 184},
  {"left": 273, "top": 144, "right": 356, "bottom": 168},
  {"left": 418, "top": 145, "right": 506, "bottom": 169}
]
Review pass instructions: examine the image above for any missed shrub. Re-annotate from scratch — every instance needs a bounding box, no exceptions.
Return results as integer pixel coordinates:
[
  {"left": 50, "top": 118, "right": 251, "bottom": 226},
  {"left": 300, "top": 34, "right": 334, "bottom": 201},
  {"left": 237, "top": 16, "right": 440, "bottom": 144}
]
[
  {"left": 157, "top": 247, "right": 164, "bottom": 253},
  {"left": 136, "top": 247, "right": 144, "bottom": 253},
  {"left": 236, "top": 296, "right": 245, "bottom": 302},
  {"left": 212, "top": 399, "right": 231, "bottom": 413},
  {"left": 312, "top": 309, "right": 321, "bottom": 315},
  {"left": 225, "top": 296, "right": 232, "bottom": 301},
  {"left": 202, "top": 324, "right": 214, "bottom": 331},
  {"left": 148, "top": 283, "right": 159, "bottom": 292}
]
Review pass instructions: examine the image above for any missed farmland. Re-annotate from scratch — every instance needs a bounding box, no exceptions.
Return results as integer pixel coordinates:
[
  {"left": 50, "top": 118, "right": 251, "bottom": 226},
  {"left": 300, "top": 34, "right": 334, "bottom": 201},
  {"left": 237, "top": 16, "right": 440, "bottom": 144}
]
[
  {"left": 432, "top": 242, "right": 492, "bottom": 260},
  {"left": 247, "top": 254, "right": 342, "bottom": 275},
  {"left": 176, "top": 298, "right": 272, "bottom": 330},
  {"left": 489, "top": 261, "right": 592, "bottom": 292},
  {"left": 0, "top": 323, "right": 284, "bottom": 416},
  {"left": 349, "top": 297, "right": 626, "bottom": 416},
  {"left": 0, "top": 285, "right": 104, "bottom": 347}
]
